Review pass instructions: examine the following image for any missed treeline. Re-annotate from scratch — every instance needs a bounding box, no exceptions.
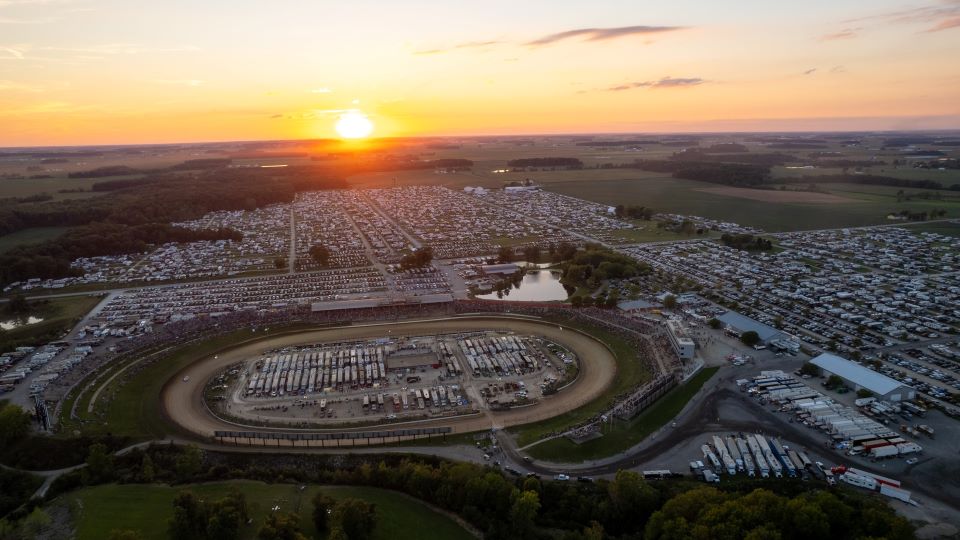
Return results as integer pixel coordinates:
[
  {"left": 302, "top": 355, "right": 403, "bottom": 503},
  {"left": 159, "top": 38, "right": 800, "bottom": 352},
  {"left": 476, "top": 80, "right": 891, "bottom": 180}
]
[
  {"left": 721, "top": 233, "right": 774, "bottom": 251},
  {"left": 671, "top": 150, "right": 796, "bottom": 166},
  {"left": 782, "top": 174, "right": 951, "bottom": 191},
  {"left": 27, "top": 444, "right": 916, "bottom": 540},
  {"left": 67, "top": 159, "right": 233, "bottom": 179},
  {"left": 0, "top": 168, "right": 345, "bottom": 285},
  {"left": 576, "top": 140, "right": 659, "bottom": 147},
  {"left": 613, "top": 205, "right": 655, "bottom": 220},
  {"left": 507, "top": 158, "right": 584, "bottom": 169}
]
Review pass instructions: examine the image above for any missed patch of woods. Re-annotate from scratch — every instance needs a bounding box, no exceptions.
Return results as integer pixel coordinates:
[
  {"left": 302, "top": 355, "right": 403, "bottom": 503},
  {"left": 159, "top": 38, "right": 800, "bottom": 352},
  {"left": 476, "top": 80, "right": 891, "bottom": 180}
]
[
  {"left": 67, "top": 158, "right": 233, "bottom": 179},
  {"left": 0, "top": 168, "right": 346, "bottom": 286},
  {"left": 2, "top": 443, "right": 917, "bottom": 540},
  {"left": 399, "top": 246, "right": 434, "bottom": 270},
  {"left": 625, "top": 157, "right": 960, "bottom": 191},
  {"left": 561, "top": 245, "right": 650, "bottom": 304},
  {"left": 720, "top": 233, "right": 774, "bottom": 251}
]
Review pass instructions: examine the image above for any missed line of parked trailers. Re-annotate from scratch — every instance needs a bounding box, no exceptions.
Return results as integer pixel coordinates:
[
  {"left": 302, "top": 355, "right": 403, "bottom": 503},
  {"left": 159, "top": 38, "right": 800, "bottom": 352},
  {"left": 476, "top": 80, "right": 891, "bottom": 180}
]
[
  {"left": 455, "top": 336, "right": 538, "bottom": 376},
  {"left": 247, "top": 346, "right": 387, "bottom": 397},
  {"left": 744, "top": 373, "right": 923, "bottom": 459},
  {"left": 692, "top": 434, "right": 816, "bottom": 481},
  {"left": 360, "top": 384, "right": 466, "bottom": 412}
]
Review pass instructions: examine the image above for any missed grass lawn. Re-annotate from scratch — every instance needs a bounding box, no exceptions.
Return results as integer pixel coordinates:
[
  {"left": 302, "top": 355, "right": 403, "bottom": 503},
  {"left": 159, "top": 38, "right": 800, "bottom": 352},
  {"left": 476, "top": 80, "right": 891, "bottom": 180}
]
[
  {"left": 84, "top": 329, "right": 272, "bottom": 439},
  {"left": 0, "top": 227, "right": 71, "bottom": 254},
  {"left": 66, "top": 481, "right": 473, "bottom": 540},
  {"left": 0, "top": 295, "right": 101, "bottom": 352},
  {"left": 509, "top": 318, "right": 652, "bottom": 448},
  {"left": 526, "top": 367, "right": 719, "bottom": 463},
  {"left": 901, "top": 220, "right": 960, "bottom": 238}
]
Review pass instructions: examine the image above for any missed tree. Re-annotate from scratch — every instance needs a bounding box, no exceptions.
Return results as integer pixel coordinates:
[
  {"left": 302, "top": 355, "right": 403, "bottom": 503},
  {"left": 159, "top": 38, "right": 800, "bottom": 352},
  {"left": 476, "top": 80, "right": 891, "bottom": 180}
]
[
  {"left": 312, "top": 493, "right": 336, "bottom": 534},
  {"left": 825, "top": 375, "right": 844, "bottom": 390},
  {"left": 136, "top": 453, "right": 156, "bottom": 483},
  {"left": 740, "top": 331, "right": 760, "bottom": 346},
  {"left": 0, "top": 404, "right": 32, "bottom": 448},
  {"left": 205, "top": 491, "right": 248, "bottom": 540},
  {"left": 168, "top": 491, "right": 207, "bottom": 540},
  {"left": 662, "top": 294, "right": 677, "bottom": 309},
  {"left": 497, "top": 245, "right": 514, "bottom": 263},
  {"left": 257, "top": 511, "right": 307, "bottom": 540},
  {"left": 309, "top": 244, "right": 331, "bottom": 266},
  {"left": 522, "top": 245, "right": 540, "bottom": 263},
  {"left": 175, "top": 445, "right": 203, "bottom": 482},
  {"left": 273, "top": 257, "right": 287, "bottom": 269},
  {"left": 799, "top": 363, "right": 820, "bottom": 377},
  {"left": 509, "top": 490, "right": 540, "bottom": 539},
  {"left": 856, "top": 389, "right": 874, "bottom": 399},
  {"left": 83, "top": 443, "right": 115, "bottom": 485},
  {"left": 399, "top": 247, "right": 433, "bottom": 270},
  {"left": 707, "top": 318, "right": 721, "bottom": 330},
  {"left": 6, "top": 293, "right": 29, "bottom": 314},
  {"left": 331, "top": 498, "right": 377, "bottom": 540}
]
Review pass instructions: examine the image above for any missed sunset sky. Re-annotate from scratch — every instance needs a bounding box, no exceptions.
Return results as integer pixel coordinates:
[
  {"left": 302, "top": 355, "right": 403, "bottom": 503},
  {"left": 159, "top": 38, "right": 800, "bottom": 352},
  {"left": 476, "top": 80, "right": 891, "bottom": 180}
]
[{"left": 1, "top": 0, "right": 959, "bottom": 146}]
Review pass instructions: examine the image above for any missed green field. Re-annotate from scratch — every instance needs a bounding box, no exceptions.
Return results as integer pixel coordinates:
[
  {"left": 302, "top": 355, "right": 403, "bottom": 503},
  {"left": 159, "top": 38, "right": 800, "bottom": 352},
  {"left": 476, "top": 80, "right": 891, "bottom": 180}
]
[
  {"left": 539, "top": 175, "right": 960, "bottom": 232},
  {"left": 0, "top": 227, "right": 71, "bottom": 254},
  {"left": 510, "top": 319, "right": 652, "bottom": 448},
  {"left": 74, "top": 328, "right": 284, "bottom": 439},
  {"left": 65, "top": 481, "right": 473, "bottom": 540},
  {"left": 902, "top": 220, "right": 960, "bottom": 238},
  {"left": 526, "top": 367, "right": 719, "bottom": 463},
  {"left": 0, "top": 295, "right": 101, "bottom": 352}
]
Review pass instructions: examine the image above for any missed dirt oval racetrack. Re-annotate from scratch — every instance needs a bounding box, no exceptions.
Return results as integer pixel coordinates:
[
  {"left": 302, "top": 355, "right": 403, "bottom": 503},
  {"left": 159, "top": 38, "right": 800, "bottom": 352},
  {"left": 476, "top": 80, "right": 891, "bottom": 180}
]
[{"left": 161, "top": 316, "right": 618, "bottom": 446}]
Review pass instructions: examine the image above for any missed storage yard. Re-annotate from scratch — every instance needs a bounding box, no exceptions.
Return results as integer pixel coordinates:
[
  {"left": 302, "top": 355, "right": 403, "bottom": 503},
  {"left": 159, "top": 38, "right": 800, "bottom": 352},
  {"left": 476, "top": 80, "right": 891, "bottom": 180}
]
[
  {"left": 162, "top": 316, "right": 616, "bottom": 438},
  {"left": 213, "top": 330, "right": 570, "bottom": 426}
]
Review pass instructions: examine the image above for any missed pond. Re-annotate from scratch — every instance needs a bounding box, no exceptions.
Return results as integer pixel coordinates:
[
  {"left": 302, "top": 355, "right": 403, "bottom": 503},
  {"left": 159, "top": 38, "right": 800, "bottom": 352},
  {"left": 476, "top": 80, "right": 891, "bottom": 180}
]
[
  {"left": 0, "top": 316, "right": 44, "bottom": 330},
  {"left": 476, "top": 270, "right": 569, "bottom": 302}
]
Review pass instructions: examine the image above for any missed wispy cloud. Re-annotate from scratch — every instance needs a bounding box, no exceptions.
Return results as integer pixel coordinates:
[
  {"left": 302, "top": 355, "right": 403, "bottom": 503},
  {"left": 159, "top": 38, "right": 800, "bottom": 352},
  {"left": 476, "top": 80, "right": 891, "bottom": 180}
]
[
  {"left": 845, "top": 0, "right": 960, "bottom": 32},
  {"left": 526, "top": 25, "right": 685, "bottom": 46},
  {"left": 310, "top": 87, "right": 332, "bottom": 94},
  {"left": 803, "top": 68, "right": 817, "bottom": 75},
  {"left": 606, "top": 76, "right": 706, "bottom": 91},
  {"left": 415, "top": 40, "right": 502, "bottom": 55},
  {"left": 820, "top": 27, "right": 860, "bottom": 40}
]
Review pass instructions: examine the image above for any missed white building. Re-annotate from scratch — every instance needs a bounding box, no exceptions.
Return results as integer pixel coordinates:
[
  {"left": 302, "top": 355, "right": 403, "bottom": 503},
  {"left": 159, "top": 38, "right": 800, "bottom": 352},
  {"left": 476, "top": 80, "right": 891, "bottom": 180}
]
[
  {"left": 667, "top": 320, "right": 695, "bottom": 360},
  {"left": 810, "top": 353, "right": 916, "bottom": 402}
]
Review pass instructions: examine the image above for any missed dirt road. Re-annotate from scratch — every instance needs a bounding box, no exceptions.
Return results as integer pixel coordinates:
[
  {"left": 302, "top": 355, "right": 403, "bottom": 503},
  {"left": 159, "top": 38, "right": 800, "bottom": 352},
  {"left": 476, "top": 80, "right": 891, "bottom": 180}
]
[{"left": 161, "top": 316, "right": 617, "bottom": 443}]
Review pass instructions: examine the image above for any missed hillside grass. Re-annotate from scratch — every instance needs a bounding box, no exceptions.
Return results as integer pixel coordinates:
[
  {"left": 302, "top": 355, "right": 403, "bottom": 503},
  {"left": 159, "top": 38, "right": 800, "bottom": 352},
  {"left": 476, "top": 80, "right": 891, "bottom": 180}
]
[
  {"left": 525, "top": 367, "right": 719, "bottom": 463},
  {"left": 65, "top": 481, "right": 473, "bottom": 540}
]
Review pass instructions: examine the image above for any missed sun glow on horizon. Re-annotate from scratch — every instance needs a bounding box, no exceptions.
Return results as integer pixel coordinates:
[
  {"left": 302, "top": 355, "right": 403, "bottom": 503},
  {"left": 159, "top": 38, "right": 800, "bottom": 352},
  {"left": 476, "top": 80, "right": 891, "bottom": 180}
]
[{"left": 335, "top": 111, "right": 374, "bottom": 140}]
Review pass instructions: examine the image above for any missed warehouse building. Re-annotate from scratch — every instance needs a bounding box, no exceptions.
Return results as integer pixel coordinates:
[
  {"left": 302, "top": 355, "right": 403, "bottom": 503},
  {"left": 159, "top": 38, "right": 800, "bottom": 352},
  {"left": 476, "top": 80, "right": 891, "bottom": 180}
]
[
  {"left": 666, "top": 320, "right": 695, "bottom": 360},
  {"left": 810, "top": 353, "right": 916, "bottom": 402},
  {"left": 716, "top": 311, "right": 785, "bottom": 344}
]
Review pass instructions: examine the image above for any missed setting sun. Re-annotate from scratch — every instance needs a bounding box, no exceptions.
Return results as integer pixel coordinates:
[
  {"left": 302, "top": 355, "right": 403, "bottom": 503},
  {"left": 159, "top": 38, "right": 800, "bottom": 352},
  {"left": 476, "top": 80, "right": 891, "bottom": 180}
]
[{"left": 335, "top": 111, "right": 374, "bottom": 139}]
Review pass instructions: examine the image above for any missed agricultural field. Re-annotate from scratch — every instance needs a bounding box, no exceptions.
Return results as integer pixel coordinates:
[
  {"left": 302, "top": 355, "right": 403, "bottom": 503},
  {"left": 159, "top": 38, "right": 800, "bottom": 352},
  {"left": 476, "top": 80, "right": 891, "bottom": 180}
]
[
  {"left": 64, "top": 481, "right": 473, "bottom": 540},
  {"left": 543, "top": 176, "right": 960, "bottom": 232}
]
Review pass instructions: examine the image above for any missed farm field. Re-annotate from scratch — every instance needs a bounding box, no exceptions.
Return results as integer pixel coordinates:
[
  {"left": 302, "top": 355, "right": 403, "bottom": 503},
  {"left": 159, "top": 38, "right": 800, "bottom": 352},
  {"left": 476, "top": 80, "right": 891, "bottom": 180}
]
[
  {"left": 0, "top": 227, "right": 70, "bottom": 253},
  {"left": 542, "top": 176, "right": 960, "bottom": 232},
  {"left": 525, "top": 367, "right": 719, "bottom": 463},
  {"left": 65, "top": 481, "right": 474, "bottom": 540}
]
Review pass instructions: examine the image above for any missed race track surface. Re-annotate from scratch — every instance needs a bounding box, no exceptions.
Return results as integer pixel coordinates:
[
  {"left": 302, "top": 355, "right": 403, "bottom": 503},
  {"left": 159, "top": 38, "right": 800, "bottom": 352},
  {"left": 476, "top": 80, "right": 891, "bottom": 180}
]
[{"left": 161, "top": 316, "right": 617, "bottom": 445}]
